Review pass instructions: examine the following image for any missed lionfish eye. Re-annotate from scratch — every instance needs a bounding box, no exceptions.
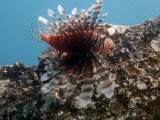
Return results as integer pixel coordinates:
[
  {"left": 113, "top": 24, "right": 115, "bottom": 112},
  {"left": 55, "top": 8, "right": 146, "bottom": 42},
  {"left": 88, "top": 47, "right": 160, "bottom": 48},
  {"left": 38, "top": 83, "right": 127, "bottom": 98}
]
[{"left": 102, "top": 38, "right": 105, "bottom": 42}]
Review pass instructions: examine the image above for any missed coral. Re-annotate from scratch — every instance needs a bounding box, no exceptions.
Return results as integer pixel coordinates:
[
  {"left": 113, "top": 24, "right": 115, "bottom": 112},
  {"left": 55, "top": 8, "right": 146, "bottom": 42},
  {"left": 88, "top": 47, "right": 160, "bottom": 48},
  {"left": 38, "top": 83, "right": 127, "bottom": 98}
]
[{"left": 0, "top": 16, "right": 160, "bottom": 119}]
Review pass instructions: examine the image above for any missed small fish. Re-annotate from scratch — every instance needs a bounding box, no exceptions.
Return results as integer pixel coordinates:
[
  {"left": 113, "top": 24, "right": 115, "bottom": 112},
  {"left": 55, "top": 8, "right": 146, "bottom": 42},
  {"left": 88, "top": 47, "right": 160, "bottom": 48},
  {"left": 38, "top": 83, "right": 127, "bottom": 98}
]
[{"left": 39, "top": 0, "right": 114, "bottom": 108}]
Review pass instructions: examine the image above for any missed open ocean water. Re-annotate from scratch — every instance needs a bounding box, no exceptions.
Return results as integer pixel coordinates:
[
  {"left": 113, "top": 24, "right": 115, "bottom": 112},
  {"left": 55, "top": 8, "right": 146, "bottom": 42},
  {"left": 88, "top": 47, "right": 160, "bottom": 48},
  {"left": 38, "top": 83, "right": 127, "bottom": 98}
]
[{"left": 0, "top": 0, "right": 160, "bottom": 67}]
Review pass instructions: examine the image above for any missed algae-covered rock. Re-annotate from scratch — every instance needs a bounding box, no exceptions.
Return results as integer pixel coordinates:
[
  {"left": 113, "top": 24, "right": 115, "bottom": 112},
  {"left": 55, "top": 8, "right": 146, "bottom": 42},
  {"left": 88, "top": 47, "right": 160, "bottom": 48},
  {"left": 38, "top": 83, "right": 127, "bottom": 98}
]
[{"left": 0, "top": 16, "right": 160, "bottom": 120}]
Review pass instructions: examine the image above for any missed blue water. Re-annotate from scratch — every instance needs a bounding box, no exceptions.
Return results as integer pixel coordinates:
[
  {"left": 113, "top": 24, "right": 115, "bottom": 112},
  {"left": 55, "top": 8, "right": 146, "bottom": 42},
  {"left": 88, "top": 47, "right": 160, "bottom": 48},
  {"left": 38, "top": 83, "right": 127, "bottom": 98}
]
[{"left": 0, "top": 0, "right": 160, "bottom": 67}]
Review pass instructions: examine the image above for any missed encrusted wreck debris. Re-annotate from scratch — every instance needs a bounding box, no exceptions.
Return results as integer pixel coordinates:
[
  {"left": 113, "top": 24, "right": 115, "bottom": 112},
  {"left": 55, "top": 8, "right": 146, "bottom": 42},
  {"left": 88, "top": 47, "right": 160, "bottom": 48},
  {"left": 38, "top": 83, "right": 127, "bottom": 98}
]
[{"left": 0, "top": 16, "right": 160, "bottom": 120}]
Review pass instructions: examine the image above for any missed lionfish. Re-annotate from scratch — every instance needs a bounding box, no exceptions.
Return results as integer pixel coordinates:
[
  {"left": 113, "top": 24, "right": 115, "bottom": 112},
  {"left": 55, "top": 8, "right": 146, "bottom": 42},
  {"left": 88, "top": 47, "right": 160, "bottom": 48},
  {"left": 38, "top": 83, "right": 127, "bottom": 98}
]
[{"left": 39, "top": 0, "right": 114, "bottom": 108}]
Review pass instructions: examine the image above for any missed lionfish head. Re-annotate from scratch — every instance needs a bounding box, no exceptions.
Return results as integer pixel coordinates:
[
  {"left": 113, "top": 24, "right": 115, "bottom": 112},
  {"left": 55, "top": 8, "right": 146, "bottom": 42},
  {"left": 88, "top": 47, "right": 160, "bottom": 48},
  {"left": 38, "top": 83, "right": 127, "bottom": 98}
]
[{"left": 39, "top": 0, "right": 114, "bottom": 108}]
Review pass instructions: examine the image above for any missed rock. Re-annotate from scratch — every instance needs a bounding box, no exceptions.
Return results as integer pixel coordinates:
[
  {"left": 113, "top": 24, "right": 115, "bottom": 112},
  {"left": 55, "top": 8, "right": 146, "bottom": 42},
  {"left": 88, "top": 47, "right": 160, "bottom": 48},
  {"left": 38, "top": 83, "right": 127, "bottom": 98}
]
[{"left": 0, "top": 16, "right": 160, "bottom": 120}]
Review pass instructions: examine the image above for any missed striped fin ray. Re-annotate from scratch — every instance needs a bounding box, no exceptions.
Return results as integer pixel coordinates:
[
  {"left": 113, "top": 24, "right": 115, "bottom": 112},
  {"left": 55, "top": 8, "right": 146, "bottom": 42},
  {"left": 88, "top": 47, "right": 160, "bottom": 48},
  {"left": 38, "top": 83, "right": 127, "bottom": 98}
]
[
  {"left": 41, "top": 64, "right": 71, "bottom": 93},
  {"left": 48, "top": 9, "right": 70, "bottom": 33},
  {"left": 43, "top": 27, "right": 58, "bottom": 35},
  {"left": 79, "top": 62, "right": 93, "bottom": 108},
  {"left": 91, "top": 32, "right": 103, "bottom": 52},
  {"left": 65, "top": 66, "right": 82, "bottom": 97},
  {"left": 93, "top": 13, "right": 108, "bottom": 29},
  {"left": 41, "top": 76, "right": 60, "bottom": 94},
  {"left": 41, "top": 73, "right": 67, "bottom": 93},
  {"left": 83, "top": 7, "right": 92, "bottom": 30},
  {"left": 38, "top": 16, "right": 53, "bottom": 26},
  {"left": 40, "top": 70, "right": 59, "bottom": 81},
  {"left": 48, "top": 9, "right": 63, "bottom": 21},
  {"left": 55, "top": 21, "right": 74, "bottom": 35},
  {"left": 57, "top": 4, "right": 66, "bottom": 15},
  {"left": 72, "top": 8, "right": 84, "bottom": 31},
  {"left": 78, "top": 9, "right": 88, "bottom": 30},
  {"left": 72, "top": 8, "right": 79, "bottom": 18},
  {"left": 67, "top": 14, "right": 82, "bottom": 32},
  {"left": 80, "top": 9, "right": 87, "bottom": 23},
  {"left": 95, "top": 61, "right": 114, "bottom": 98},
  {"left": 58, "top": 5, "right": 80, "bottom": 32},
  {"left": 38, "top": 16, "right": 58, "bottom": 31},
  {"left": 49, "top": 21, "right": 69, "bottom": 35},
  {"left": 48, "top": 9, "right": 76, "bottom": 33},
  {"left": 54, "top": 21, "right": 69, "bottom": 35},
  {"left": 90, "top": 0, "right": 103, "bottom": 30},
  {"left": 38, "top": 16, "right": 66, "bottom": 35}
]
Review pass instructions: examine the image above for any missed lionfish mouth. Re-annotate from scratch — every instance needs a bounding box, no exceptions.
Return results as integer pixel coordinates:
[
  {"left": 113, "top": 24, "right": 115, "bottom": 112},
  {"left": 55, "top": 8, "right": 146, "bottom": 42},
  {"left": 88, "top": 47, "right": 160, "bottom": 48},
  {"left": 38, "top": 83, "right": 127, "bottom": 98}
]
[{"left": 39, "top": 0, "right": 114, "bottom": 108}]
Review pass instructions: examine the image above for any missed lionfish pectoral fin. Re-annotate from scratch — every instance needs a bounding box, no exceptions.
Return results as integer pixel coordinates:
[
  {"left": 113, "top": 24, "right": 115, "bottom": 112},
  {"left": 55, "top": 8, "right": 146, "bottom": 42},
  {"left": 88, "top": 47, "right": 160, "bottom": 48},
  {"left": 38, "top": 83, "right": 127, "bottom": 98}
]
[
  {"left": 65, "top": 68, "right": 82, "bottom": 97},
  {"left": 41, "top": 69, "right": 68, "bottom": 93},
  {"left": 41, "top": 77, "right": 60, "bottom": 93},
  {"left": 64, "top": 77, "right": 77, "bottom": 98},
  {"left": 64, "top": 60, "right": 83, "bottom": 98},
  {"left": 79, "top": 64, "right": 93, "bottom": 108},
  {"left": 96, "top": 62, "right": 114, "bottom": 99},
  {"left": 79, "top": 92, "right": 92, "bottom": 108},
  {"left": 97, "top": 74, "right": 114, "bottom": 98},
  {"left": 40, "top": 70, "right": 59, "bottom": 81}
]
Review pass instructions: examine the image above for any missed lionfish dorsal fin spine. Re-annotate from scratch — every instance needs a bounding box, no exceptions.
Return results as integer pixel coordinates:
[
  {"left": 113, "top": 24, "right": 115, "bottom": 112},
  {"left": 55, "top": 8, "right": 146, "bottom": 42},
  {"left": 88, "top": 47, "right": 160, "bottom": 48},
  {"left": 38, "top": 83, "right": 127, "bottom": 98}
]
[
  {"left": 48, "top": 9, "right": 57, "bottom": 17},
  {"left": 83, "top": 7, "right": 92, "bottom": 30},
  {"left": 38, "top": 16, "right": 56, "bottom": 29},
  {"left": 57, "top": 5, "right": 81, "bottom": 33},
  {"left": 72, "top": 8, "right": 79, "bottom": 17},
  {"left": 93, "top": 13, "right": 108, "bottom": 29},
  {"left": 47, "top": 9, "right": 75, "bottom": 33},
  {"left": 38, "top": 16, "right": 65, "bottom": 35},
  {"left": 58, "top": 5, "right": 66, "bottom": 15},
  {"left": 67, "top": 14, "right": 82, "bottom": 32},
  {"left": 47, "top": 9, "right": 65, "bottom": 29},
  {"left": 71, "top": 8, "right": 86, "bottom": 31},
  {"left": 38, "top": 16, "right": 49, "bottom": 25},
  {"left": 96, "top": 0, "right": 103, "bottom": 4},
  {"left": 78, "top": 9, "right": 87, "bottom": 31},
  {"left": 90, "top": 0, "right": 103, "bottom": 30}
]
